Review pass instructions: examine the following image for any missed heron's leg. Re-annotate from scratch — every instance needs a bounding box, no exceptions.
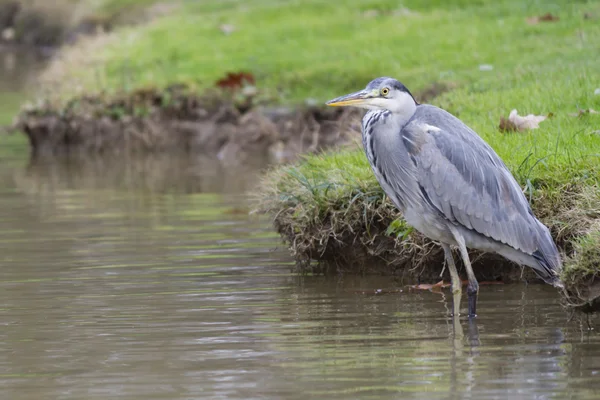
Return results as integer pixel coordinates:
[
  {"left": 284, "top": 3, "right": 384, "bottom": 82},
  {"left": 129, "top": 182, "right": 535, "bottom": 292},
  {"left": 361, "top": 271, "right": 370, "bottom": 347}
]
[
  {"left": 455, "top": 240, "right": 479, "bottom": 318},
  {"left": 441, "top": 243, "right": 461, "bottom": 317}
]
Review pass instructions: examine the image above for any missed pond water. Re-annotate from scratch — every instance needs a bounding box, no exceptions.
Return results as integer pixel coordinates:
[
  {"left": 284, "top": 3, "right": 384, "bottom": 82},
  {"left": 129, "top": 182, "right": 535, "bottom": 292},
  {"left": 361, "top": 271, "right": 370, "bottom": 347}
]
[{"left": 1, "top": 50, "right": 600, "bottom": 400}]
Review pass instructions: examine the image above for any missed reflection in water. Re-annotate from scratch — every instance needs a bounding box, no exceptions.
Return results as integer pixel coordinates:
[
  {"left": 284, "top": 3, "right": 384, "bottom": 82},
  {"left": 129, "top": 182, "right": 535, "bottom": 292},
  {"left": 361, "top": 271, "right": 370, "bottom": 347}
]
[{"left": 17, "top": 153, "right": 270, "bottom": 194}]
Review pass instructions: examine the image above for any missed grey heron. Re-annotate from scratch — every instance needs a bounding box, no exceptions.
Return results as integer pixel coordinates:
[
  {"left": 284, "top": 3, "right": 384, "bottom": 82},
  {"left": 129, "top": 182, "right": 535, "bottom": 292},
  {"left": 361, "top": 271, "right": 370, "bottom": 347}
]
[{"left": 326, "top": 77, "right": 562, "bottom": 317}]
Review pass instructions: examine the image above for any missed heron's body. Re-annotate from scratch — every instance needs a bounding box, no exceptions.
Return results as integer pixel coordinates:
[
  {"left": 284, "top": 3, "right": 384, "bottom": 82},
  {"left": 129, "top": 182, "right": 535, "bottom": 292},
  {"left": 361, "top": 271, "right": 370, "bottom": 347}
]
[
  {"left": 363, "top": 104, "right": 560, "bottom": 278},
  {"left": 327, "top": 77, "right": 561, "bottom": 317}
]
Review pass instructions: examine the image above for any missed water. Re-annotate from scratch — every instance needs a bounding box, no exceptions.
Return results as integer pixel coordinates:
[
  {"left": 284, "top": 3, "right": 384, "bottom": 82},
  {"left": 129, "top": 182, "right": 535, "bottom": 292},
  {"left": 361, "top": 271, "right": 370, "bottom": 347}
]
[{"left": 2, "top": 50, "right": 600, "bottom": 400}]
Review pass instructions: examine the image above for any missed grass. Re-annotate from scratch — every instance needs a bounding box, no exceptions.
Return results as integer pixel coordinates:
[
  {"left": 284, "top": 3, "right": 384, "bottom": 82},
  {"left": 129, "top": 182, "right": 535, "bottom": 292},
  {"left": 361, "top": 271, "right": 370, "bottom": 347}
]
[{"left": 39, "top": 0, "right": 600, "bottom": 103}]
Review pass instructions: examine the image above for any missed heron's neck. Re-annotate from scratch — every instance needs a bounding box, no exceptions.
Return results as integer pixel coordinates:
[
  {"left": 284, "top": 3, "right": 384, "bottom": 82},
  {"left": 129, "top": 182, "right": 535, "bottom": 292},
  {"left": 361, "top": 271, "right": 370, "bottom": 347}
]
[
  {"left": 390, "top": 105, "right": 417, "bottom": 129},
  {"left": 363, "top": 104, "right": 416, "bottom": 133},
  {"left": 389, "top": 95, "right": 418, "bottom": 127}
]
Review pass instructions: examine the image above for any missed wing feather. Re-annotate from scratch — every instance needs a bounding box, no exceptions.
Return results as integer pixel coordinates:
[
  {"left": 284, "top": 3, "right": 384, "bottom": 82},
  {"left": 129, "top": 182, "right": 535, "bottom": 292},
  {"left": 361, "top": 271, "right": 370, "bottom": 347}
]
[{"left": 402, "top": 106, "right": 540, "bottom": 254}]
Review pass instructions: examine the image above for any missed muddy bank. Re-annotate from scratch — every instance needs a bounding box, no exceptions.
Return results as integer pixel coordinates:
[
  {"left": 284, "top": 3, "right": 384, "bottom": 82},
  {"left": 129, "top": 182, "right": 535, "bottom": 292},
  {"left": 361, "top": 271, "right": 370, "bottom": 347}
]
[
  {"left": 10, "top": 85, "right": 362, "bottom": 163},
  {"left": 269, "top": 193, "right": 542, "bottom": 284},
  {"left": 9, "top": 80, "right": 455, "bottom": 160}
]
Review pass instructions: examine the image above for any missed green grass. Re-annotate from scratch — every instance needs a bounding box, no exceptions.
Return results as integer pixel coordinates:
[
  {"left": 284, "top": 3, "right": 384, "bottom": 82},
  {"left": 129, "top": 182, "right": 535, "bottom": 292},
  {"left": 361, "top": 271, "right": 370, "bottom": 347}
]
[{"left": 41, "top": 0, "right": 600, "bottom": 104}]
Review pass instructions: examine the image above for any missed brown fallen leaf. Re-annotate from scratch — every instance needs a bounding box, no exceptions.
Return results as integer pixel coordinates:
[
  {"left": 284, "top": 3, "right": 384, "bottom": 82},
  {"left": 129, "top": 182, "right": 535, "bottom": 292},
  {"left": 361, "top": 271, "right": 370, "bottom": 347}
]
[
  {"left": 527, "top": 13, "right": 559, "bottom": 25},
  {"left": 499, "top": 109, "right": 550, "bottom": 132},
  {"left": 569, "top": 108, "right": 599, "bottom": 117},
  {"left": 540, "top": 13, "right": 559, "bottom": 21},
  {"left": 215, "top": 71, "right": 255, "bottom": 91}
]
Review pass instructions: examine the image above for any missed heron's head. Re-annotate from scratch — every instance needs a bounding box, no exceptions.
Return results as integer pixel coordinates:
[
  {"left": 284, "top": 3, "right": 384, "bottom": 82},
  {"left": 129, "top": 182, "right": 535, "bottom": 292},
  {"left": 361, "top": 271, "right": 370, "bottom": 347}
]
[{"left": 326, "top": 77, "right": 418, "bottom": 113}]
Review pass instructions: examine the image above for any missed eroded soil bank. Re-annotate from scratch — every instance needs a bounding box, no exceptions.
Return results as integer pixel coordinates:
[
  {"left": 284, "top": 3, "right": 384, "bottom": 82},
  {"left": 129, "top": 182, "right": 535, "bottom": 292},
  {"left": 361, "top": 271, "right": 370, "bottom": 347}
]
[
  {"left": 9, "top": 81, "right": 455, "bottom": 161},
  {"left": 10, "top": 85, "right": 362, "bottom": 164}
]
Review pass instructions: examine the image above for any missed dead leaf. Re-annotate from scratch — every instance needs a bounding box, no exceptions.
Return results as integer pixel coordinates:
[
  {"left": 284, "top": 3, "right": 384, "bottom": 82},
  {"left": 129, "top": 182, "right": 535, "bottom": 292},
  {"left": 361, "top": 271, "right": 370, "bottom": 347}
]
[
  {"left": 569, "top": 108, "right": 600, "bottom": 117},
  {"left": 527, "top": 13, "right": 559, "bottom": 25},
  {"left": 499, "top": 109, "right": 549, "bottom": 132},
  {"left": 215, "top": 72, "right": 255, "bottom": 91},
  {"left": 540, "top": 13, "right": 559, "bottom": 21}
]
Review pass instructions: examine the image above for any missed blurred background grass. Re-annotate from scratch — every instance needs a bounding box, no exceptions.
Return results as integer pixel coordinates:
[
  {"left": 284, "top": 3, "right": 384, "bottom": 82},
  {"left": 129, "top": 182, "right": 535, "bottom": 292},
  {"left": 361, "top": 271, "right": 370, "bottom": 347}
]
[{"left": 36, "top": 0, "right": 600, "bottom": 104}]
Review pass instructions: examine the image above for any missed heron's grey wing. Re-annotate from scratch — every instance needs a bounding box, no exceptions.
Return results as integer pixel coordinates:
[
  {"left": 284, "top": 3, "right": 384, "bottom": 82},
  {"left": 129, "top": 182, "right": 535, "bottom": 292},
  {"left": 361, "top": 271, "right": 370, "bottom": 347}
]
[{"left": 402, "top": 110, "right": 539, "bottom": 254}]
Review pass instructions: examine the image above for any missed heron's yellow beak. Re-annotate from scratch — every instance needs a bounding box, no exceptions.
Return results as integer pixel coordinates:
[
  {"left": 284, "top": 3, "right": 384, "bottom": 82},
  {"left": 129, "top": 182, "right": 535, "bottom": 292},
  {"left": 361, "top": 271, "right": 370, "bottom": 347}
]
[{"left": 326, "top": 90, "right": 372, "bottom": 107}]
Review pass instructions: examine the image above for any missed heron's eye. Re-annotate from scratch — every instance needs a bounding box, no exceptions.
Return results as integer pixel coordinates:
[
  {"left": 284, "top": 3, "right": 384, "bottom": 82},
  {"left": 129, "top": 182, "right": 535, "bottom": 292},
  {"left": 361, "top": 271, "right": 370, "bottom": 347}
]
[{"left": 381, "top": 87, "right": 390, "bottom": 96}]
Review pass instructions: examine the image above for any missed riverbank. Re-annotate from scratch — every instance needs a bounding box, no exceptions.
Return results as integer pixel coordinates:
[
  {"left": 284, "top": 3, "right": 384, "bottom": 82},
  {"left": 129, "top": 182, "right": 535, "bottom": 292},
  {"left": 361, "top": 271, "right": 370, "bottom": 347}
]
[{"left": 11, "top": 84, "right": 361, "bottom": 163}]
